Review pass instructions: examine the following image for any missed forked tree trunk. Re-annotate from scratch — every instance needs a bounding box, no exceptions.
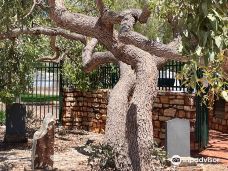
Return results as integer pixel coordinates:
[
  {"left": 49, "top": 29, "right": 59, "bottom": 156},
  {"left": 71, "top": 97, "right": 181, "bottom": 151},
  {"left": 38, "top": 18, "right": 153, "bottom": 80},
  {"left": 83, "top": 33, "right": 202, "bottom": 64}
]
[{"left": 106, "top": 57, "right": 162, "bottom": 171}]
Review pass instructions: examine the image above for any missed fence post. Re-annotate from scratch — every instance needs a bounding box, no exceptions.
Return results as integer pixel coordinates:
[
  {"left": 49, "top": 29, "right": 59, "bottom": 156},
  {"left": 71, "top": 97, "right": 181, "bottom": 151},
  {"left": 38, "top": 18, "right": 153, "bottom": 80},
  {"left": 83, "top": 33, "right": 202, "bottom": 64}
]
[
  {"left": 58, "top": 60, "right": 64, "bottom": 126},
  {"left": 195, "top": 69, "right": 209, "bottom": 150}
]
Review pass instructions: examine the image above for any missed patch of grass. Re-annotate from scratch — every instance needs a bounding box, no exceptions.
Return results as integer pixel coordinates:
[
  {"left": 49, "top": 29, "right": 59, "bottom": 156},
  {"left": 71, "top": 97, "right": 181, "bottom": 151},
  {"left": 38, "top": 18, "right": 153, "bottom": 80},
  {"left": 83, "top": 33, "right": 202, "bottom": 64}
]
[
  {"left": 0, "top": 110, "right": 6, "bottom": 125},
  {"left": 20, "top": 94, "right": 59, "bottom": 103}
]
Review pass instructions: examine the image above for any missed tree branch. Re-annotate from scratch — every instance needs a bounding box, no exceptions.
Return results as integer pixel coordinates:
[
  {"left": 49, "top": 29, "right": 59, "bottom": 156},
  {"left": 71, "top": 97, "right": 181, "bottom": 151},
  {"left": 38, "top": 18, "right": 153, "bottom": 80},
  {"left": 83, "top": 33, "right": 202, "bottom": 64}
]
[
  {"left": 0, "top": 27, "right": 86, "bottom": 44},
  {"left": 38, "top": 50, "right": 69, "bottom": 63},
  {"left": 82, "top": 38, "right": 117, "bottom": 72},
  {"left": 96, "top": 0, "right": 108, "bottom": 16},
  {"left": 84, "top": 51, "right": 118, "bottom": 73},
  {"left": 48, "top": 0, "right": 99, "bottom": 38},
  {"left": 82, "top": 38, "right": 98, "bottom": 65},
  {"left": 119, "top": 30, "right": 185, "bottom": 62},
  {"left": 47, "top": 0, "right": 183, "bottom": 65},
  {"left": 23, "top": 0, "right": 37, "bottom": 19},
  {"left": 139, "top": 4, "right": 151, "bottom": 23},
  {"left": 37, "top": 36, "right": 60, "bottom": 62}
]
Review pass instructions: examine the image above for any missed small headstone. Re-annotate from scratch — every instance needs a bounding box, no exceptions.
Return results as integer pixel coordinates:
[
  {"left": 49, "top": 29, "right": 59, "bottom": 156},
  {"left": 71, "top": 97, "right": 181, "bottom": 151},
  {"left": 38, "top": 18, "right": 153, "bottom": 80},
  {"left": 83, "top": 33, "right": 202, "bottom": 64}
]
[
  {"left": 4, "top": 103, "right": 27, "bottom": 143},
  {"left": 31, "top": 113, "right": 55, "bottom": 170},
  {"left": 166, "top": 118, "right": 190, "bottom": 158}
]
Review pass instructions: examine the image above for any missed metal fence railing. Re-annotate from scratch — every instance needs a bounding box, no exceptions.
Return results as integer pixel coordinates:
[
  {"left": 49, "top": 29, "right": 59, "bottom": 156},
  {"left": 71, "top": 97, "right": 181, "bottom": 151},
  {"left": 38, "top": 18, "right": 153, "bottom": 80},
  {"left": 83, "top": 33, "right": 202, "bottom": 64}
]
[
  {"left": 89, "top": 65, "right": 120, "bottom": 89},
  {"left": 0, "top": 62, "right": 62, "bottom": 123},
  {"left": 158, "top": 61, "right": 186, "bottom": 92},
  {"left": 0, "top": 60, "right": 187, "bottom": 123},
  {"left": 87, "top": 61, "right": 186, "bottom": 92},
  {"left": 26, "top": 62, "right": 62, "bottom": 123}
]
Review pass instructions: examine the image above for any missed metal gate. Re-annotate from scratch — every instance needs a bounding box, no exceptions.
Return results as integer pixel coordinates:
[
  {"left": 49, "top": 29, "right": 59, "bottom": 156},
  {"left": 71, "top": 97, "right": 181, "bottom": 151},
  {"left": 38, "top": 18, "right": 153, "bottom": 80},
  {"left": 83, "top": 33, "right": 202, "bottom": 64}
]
[
  {"left": 24, "top": 62, "right": 63, "bottom": 124},
  {"left": 195, "top": 70, "right": 209, "bottom": 150}
]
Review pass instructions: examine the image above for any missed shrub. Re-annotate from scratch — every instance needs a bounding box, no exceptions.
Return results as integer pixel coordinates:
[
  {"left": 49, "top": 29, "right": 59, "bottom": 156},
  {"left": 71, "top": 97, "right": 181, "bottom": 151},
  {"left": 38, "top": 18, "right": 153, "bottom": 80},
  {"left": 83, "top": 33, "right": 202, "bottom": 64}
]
[
  {"left": 88, "top": 144, "right": 119, "bottom": 171},
  {"left": 87, "top": 142, "right": 168, "bottom": 171}
]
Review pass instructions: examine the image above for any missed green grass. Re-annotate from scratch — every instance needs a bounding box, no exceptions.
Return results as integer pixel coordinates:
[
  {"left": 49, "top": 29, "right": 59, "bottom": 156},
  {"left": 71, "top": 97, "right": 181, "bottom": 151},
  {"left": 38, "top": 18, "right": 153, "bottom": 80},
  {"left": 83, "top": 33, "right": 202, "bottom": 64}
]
[
  {"left": 0, "top": 111, "right": 6, "bottom": 125},
  {"left": 20, "top": 94, "right": 59, "bottom": 103}
]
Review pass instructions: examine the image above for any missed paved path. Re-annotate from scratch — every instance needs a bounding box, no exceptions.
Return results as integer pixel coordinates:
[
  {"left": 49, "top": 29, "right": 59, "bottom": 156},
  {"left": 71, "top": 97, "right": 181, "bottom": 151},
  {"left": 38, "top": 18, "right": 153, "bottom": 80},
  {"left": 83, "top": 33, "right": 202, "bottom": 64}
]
[{"left": 199, "top": 130, "right": 228, "bottom": 165}]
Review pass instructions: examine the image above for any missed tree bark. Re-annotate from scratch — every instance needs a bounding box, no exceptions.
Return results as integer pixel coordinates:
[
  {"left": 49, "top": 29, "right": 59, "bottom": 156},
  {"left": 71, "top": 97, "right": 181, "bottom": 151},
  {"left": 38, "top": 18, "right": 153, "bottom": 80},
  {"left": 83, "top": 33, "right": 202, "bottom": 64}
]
[
  {"left": 105, "top": 62, "right": 136, "bottom": 170},
  {"left": 125, "top": 56, "right": 162, "bottom": 171},
  {"left": 105, "top": 56, "right": 162, "bottom": 171}
]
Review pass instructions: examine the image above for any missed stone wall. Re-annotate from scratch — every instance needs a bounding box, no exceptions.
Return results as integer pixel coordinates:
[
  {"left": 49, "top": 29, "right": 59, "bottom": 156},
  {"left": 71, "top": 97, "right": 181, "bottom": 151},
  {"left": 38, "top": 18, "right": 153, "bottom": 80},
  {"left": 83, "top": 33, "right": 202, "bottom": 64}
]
[
  {"left": 152, "top": 92, "right": 198, "bottom": 151},
  {"left": 63, "top": 89, "right": 199, "bottom": 151},
  {"left": 62, "top": 89, "right": 109, "bottom": 133},
  {"left": 209, "top": 103, "right": 228, "bottom": 133},
  {"left": 62, "top": 89, "right": 228, "bottom": 152}
]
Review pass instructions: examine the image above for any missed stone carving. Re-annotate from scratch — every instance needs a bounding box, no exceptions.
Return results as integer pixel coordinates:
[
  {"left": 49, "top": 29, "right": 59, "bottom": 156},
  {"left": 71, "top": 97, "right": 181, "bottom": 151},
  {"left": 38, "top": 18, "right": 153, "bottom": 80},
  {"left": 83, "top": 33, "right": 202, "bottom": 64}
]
[{"left": 31, "top": 113, "right": 55, "bottom": 170}]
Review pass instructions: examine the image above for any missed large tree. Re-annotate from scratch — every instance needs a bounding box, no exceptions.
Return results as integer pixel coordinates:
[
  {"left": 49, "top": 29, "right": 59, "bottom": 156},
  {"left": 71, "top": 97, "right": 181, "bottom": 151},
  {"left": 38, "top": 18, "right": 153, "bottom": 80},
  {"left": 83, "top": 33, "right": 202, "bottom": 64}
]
[{"left": 0, "top": 0, "right": 228, "bottom": 170}]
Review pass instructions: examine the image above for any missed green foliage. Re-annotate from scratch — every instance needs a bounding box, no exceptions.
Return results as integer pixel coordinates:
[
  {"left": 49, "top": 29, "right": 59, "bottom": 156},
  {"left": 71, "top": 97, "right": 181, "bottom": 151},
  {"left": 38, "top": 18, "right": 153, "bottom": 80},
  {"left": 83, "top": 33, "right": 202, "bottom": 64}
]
[
  {"left": 20, "top": 94, "right": 59, "bottom": 103},
  {"left": 0, "top": 39, "right": 36, "bottom": 103},
  {"left": 150, "top": 142, "right": 168, "bottom": 166},
  {"left": 154, "top": 0, "right": 228, "bottom": 104},
  {"left": 63, "top": 58, "right": 91, "bottom": 91},
  {"left": 0, "top": 0, "right": 56, "bottom": 103},
  {"left": 88, "top": 144, "right": 118, "bottom": 171},
  {"left": 180, "top": 1, "right": 228, "bottom": 104},
  {"left": 0, "top": 111, "right": 6, "bottom": 125},
  {"left": 58, "top": 38, "right": 92, "bottom": 90}
]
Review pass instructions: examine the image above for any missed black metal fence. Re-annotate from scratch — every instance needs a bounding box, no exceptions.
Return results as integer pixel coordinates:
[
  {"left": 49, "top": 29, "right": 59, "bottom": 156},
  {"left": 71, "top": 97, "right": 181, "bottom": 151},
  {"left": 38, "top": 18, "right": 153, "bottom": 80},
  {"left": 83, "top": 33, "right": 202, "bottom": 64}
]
[
  {"left": 88, "top": 61, "right": 186, "bottom": 91},
  {"left": 0, "top": 60, "right": 186, "bottom": 123},
  {"left": 89, "top": 65, "right": 120, "bottom": 89},
  {"left": 158, "top": 61, "right": 186, "bottom": 91},
  {"left": 0, "top": 62, "right": 62, "bottom": 123}
]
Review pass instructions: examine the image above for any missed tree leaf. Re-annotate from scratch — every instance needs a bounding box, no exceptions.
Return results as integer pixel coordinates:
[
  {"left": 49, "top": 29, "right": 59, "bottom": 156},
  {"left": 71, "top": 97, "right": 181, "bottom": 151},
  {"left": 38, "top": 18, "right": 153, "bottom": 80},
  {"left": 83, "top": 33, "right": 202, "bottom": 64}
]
[
  {"left": 214, "top": 36, "right": 222, "bottom": 48},
  {"left": 221, "top": 91, "right": 228, "bottom": 102},
  {"left": 195, "top": 46, "right": 202, "bottom": 56},
  {"left": 201, "top": 2, "right": 208, "bottom": 16},
  {"left": 209, "top": 51, "right": 215, "bottom": 61},
  {"left": 207, "top": 14, "right": 216, "bottom": 21}
]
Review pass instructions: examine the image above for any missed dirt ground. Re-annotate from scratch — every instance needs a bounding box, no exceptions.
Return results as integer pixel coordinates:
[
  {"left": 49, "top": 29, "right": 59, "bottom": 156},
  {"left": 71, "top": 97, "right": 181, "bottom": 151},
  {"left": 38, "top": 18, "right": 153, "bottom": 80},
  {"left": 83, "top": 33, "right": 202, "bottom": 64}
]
[
  {"left": 0, "top": 126, "right": 227, "bottom": 171},
  {"left": 0, "top": 126, "right": 103, "bottom": 171}
]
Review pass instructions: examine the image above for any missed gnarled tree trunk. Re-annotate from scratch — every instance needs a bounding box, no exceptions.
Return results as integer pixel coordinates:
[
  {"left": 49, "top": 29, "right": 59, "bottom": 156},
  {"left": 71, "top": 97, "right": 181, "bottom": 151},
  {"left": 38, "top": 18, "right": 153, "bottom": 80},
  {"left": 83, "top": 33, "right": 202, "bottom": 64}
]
[
  {"left": 0, "top": 0, "right": 186, "bottom": 170},
  {"left": 106, "top": 56, "right": 162, "bottom": 170}
]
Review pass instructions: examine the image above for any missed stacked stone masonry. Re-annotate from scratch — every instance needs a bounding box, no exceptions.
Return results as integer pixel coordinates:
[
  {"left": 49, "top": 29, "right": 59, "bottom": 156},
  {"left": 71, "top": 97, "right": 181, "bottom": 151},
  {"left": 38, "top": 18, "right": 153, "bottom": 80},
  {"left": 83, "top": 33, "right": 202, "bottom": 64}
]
[
  {"left": 63, "top": 89, "right": 109, "bottom": 133},
  {"left": 152, "top": 92, "right": 198, "bottom": 151},
  {"left": 209, "top": 103, "right": 228, "bottom": 133},
  {"left": 63, "top": 89, "right": 228, "bottom": 152}
]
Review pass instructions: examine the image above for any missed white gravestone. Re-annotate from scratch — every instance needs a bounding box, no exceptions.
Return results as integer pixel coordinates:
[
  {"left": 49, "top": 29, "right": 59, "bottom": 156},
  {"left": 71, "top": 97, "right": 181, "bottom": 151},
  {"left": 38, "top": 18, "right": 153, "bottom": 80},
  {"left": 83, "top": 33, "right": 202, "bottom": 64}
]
[{"left": 166, "top": 118, "right": 190, "bottom": 158}]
